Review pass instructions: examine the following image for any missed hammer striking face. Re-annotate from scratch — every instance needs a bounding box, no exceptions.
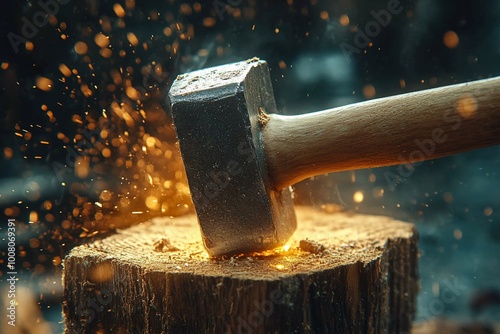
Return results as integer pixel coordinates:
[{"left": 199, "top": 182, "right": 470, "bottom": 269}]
[{"left": 169, "top": 59, "right": 297, "bottom": 257}]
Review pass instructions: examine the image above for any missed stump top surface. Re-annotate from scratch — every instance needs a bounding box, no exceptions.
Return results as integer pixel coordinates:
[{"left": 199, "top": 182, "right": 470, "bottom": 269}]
[{"left": 68, "top": 207, "right": 415, "bottom": 280}]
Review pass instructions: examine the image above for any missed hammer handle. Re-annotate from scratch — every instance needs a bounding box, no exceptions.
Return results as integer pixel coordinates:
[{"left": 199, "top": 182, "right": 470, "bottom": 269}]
[{"left": 263, "top": 77, "right": 500, "bottom": 189}]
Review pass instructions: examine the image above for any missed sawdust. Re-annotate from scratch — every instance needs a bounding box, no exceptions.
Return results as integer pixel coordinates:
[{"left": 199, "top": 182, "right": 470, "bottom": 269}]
[
  {"left": 153, "top": 237, "right": 180, "bottom": 252},
  {"left": 299, "top": 239, "right": 326, "bottom": 254},
  {"left": 70, "top": 206, "right": 416, "bottom": 280}
]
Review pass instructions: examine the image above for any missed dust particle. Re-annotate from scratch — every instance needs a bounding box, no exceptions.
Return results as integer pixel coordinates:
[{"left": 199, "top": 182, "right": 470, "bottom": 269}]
[
  {"left": 153, "top": 238, "right": 180, "bottom": 252},
  {"left": 299, "top": 239, "right": 325, "bottom": 254}
]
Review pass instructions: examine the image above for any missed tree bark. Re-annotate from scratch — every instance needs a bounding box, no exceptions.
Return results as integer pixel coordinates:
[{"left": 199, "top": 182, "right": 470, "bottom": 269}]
[{"left": 63, "top": 207, "right": 419, "bottom": 333}]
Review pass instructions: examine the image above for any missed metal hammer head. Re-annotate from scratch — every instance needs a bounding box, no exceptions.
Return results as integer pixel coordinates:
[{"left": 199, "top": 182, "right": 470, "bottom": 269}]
[{"left": 168, "top": 58, "right": 296, "bottom": 256}]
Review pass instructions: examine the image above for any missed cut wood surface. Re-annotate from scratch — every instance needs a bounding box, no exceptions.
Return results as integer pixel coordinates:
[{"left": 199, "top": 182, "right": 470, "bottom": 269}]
[{"left": 63, "top": 207, "right": 419, "bottom": 334}]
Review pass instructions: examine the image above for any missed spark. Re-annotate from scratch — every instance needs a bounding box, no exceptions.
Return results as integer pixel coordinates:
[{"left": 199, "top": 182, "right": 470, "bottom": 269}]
[{"left": 353, "top": 191, "right": 364, "bottom": 203}]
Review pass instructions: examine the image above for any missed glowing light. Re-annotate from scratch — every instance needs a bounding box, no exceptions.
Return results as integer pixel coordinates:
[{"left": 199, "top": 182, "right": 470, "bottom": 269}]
[
  {"left": 100, "top": 190, "right": 113, "bottom": 201},
  {"left": 163, "top": 27, "right": 173, "bottom": 37},
  {"left": 372, "top": 187, "right": 384, "bottom": 199},
  {"left": 29, "top": 211, "right": 38, "bottom": 223},
  {"left": 36, "top": 77, "right": 53, "bottom": 91},
  {"left": 145, "top": 196, "right": 160, "bottom": 210},
  {"left": 74, "top": 156, "right": 90, "bottom": 178},
  {"left": 283, "top": 244, "right": 291, "bottom": 252},
  {"left": 203, "top": 17, "right": 216, "bottom": 28},
  {"left": 362, "top": 84, "right": 376, "bottom": 99},
  {"left": 443, "top": 192, "right": 454, "bottom": 203},
  {"left": 353, "top": 191, "right": 364, "bottom": 203},
  {"left": 274, "top": 264, "right": 285, "bottom": 270},
  {"left": 119, "top": 197, "right": 130, "bottom": 208},
  {"left": 179, "top": 3, "right": 192, "bottom": 15},
  {"left": 100, "top": 48, "right": 113, "bottom": 58},
  {"left": 161, "top": 202, "right": 169, "bottom": 213},
  {"left": 126, "top": 86, "right": 141, "bottom": 100},
  {"left": 74, "top": 41, "right": 88, "bottom": 55},
  {"left": 4, "top": 147, "right": 13, "bottom": 159},
  {"left": 52, "top": 256, "right": 62, "bottom": 266},
  {"left": 80, "top": 83, "right": 93, "bottom": 97},
  {"left": 95, "top": 33, "right": 109, "bottom": 48},
  {"left": 455, "top": 94, "right": 478, "bottom": 119},
  {"left": 113, "top": 3, "right": 126, "bottom": 17},
  {"left": 9, "top": 14, "right": 197, "bottom": 258},
  {"left": 43, "top": 200, "right": 53, "bottom": 210},
  {"left": 484, "top": 207, "right": 493, "bottom": 216},
  {"left": 61, "top": 220, "right": 71, "bottom": 229},
  {"left": 443, "top": 31, "right": 459, "bottom": 49},
  {"left": 102, "top": 148, "right": 111, "bottom": 158},
  {"left": 125, "top": 0, "right": 135, "bottom": 10},
  {"left": 339, "top": 14, "right": 350, "bottom": 26},
  {"left": 30, "top": 238, "right": 41, "bottom": 248},
  {"left": 126, "top": 32, "right": 139, "bottom": 46},
  {"left": 146, "top": 137, "right": 156, "bottom": 148}
]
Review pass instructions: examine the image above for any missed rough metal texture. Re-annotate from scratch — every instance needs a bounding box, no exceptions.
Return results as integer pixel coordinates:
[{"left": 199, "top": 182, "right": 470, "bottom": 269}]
[{"left": 169, "top": 58, "right": 296, "bottom": 256}]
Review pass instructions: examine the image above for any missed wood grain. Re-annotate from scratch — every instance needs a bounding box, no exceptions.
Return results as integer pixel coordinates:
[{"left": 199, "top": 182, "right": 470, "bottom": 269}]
[
  {"left": 263, "top": 77, "right": 500, "bottom": 189},
  {"left": 63, "top": 207, "right": 419, "bottom": 333}
]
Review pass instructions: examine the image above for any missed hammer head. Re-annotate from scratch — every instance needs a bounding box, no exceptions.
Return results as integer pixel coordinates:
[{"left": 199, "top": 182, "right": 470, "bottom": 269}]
[{"left": 168, "top": 58, "right": 296, "bottom": 256}]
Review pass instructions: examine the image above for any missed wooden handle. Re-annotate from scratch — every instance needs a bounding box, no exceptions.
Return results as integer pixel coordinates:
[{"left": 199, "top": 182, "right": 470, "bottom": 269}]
[{"left": 263, "top": 77, "right": 500, "bottom": 189}]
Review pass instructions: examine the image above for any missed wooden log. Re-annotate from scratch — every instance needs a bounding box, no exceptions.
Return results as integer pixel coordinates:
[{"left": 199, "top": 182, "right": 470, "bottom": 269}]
[{"left": 62, "top": 207, "right": 419, "bottom": 333}]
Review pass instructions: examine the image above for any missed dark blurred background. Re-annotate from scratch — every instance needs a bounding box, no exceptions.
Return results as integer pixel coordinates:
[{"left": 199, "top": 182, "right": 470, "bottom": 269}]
[{"left": 1, "top": 0, "right": 499, "bottom": 332}]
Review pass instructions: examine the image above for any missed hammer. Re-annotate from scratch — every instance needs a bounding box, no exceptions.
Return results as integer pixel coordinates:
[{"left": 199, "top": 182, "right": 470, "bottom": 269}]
[{"left": 168, "top": 58, "right": 500, "bottom": 257}]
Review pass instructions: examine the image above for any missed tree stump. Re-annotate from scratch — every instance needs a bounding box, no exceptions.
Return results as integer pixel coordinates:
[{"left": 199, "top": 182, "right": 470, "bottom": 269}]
[{"left": 63, "top": 207, "right": 419, "bottom": 333}]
